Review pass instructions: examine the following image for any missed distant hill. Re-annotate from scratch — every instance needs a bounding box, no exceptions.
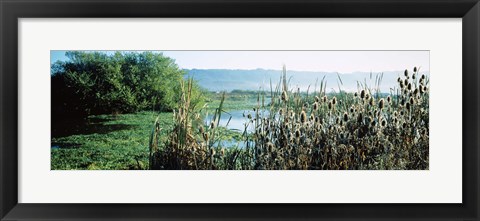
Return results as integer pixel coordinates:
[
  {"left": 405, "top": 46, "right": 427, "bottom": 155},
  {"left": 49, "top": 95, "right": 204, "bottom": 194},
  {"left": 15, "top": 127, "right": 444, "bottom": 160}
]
[{"left": 185, "top": 69, "right": 429, "bottom": 93}]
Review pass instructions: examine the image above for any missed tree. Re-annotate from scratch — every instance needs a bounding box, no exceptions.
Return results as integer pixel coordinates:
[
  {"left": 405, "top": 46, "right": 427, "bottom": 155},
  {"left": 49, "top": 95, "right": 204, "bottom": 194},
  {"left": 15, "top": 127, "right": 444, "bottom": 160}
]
[{"left": 51, "top": 51, "right": 205, "bottom": 118}]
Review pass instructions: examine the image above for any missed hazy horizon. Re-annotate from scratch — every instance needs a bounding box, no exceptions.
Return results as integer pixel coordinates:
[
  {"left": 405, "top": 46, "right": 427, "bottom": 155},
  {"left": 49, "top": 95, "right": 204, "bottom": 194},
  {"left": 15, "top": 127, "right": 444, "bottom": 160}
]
[{"left": 51, "top": 50, "right": 429, "bottom": 74}]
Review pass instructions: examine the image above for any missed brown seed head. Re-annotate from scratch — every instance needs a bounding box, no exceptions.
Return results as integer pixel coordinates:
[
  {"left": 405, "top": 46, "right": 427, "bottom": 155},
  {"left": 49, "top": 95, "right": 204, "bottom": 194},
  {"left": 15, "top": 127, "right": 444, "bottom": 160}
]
[
  {"left": 378, "top": 99, "right": 385, "bottom": 109},
  {"left": 343, "top": 112, "right": 349, "bottom": 122},
  {"left": 300, "top": 111, "right": 307, "bottom": 123},
  {"left": 360, "top": 90, "right": 366, "bottom": 99},
  {"left": 295, "top": 130, "right": 300, "bottom": 138},
  {"left": 281, "top": 91, "right": 288, "bottom": 101}
]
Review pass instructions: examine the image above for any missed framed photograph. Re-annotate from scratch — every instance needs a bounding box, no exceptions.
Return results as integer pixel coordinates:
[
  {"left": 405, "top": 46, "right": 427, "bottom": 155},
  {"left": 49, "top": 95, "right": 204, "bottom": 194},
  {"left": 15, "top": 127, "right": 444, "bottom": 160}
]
[{"left": 1, "top": 0, "right": 479, "bottom": 220}]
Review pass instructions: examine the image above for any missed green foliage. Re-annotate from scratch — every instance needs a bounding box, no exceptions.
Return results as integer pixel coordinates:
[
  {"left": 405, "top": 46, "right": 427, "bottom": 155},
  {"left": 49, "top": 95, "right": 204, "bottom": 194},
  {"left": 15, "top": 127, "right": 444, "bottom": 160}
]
[
  {"left": 51, "top": 51, "right": 205, "bottom": 117},
  {"left": 51, "top": 112, "right": 174, "bottom": 170}
]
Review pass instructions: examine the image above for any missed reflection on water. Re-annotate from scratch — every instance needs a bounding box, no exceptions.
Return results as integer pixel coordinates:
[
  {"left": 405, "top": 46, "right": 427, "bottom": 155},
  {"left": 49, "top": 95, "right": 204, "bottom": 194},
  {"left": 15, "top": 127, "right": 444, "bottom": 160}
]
[
  {"left": 205, "top": 109, "right": 272, "bottom": 148},
  {"left": 205, "top": 109, "right": 271, "bottom": 132}
]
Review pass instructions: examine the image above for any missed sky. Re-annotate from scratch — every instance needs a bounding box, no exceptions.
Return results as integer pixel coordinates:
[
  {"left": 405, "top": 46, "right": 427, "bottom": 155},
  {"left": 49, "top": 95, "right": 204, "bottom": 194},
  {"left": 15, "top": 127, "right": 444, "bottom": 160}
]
[{"left": 50, "top": 50, "right": 429, "bottom": 73}]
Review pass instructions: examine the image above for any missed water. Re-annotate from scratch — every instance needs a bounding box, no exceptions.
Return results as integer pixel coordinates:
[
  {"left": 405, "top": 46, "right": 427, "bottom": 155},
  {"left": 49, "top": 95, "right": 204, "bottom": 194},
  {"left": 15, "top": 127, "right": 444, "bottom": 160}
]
[
  {"left": 206, "top": 110, "right": 250, "bottom": 132},
  {"left": 205, "top": 109, "right": 272, "bottom": 132},
  {"left": 205, "top": 109, "right": 272, "bottom": 148}
]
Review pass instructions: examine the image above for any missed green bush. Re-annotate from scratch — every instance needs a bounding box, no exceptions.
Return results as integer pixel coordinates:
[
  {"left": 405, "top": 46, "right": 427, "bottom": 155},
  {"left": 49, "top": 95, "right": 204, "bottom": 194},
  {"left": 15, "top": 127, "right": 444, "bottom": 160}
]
[{"left": 52, "top": 51, "right": 205, "bottom": 118}]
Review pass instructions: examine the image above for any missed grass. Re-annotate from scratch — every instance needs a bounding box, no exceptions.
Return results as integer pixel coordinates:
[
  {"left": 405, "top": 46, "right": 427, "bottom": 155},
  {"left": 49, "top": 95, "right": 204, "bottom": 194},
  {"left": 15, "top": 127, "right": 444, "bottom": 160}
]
[{"left": 51, "top": 112, "right": 174, "bottom": 170}]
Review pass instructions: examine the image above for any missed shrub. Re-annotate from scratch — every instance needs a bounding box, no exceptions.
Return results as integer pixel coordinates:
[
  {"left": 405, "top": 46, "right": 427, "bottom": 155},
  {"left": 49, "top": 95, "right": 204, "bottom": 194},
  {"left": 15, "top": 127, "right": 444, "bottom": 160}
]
[{"left": 52, "top": 51, "right": 205, "bottom": 118}]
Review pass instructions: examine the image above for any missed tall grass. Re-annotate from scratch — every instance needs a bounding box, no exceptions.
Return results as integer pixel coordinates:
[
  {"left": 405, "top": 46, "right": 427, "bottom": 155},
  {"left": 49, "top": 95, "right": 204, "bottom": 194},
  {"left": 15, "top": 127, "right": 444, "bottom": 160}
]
[{"left": 150, "top": 66, "right": 429, "bottom": 170}]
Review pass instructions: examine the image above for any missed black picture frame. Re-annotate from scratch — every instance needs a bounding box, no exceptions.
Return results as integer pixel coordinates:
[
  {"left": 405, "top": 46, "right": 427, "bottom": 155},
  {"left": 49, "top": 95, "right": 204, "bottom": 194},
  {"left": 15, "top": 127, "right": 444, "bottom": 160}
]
[{"left": 1, "top": 0, "right": 479, "bottom": 220}]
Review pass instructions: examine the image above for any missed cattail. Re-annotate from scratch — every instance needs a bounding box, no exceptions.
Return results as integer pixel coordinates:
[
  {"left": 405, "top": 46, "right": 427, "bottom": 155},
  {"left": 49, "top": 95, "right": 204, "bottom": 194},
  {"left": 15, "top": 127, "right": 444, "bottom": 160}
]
[
  {"left": 281, "top": 91, "right": 288, "bottom": 101},
  {"left": 394, "top": 111, "right": 398, "bottom": 116},
  {"left": 407, "top": 83, "right": 412, "bottom": 91},
  {"left": 300, "top": 110, "right": 307, "bottom": 123},
  {"left": 412, "top": 73, "right": 416, "bottom": 80},
  {"left": 360, "top": 90, "right": 366, "bottom": 99},
  {"left": 198, "top": 126, "right": 205, "bottom": 134},
  {"left": 387, "top": 96, "right": 391, "bottom": 103},
  {"left": 378, "top": 98, "right": 385, "bottom": 109},
  {"left": 313, "top": 102, "right": 318, "bottom": 111},
  {"left": 365, "top": 93, "right": 370, "bottom": 100},
  {"left": 371, "top": 119, "right": 377, "bottom": 127},
  {"left": 421, "top": 74, "right": 426, "bottom": 80},
  {"left": 423, "top": 86, "right": 427, "bottom": 93},
  {"left": 354, "top": 92, "right": 358, "bottom": 97},
  {"left": 336, "top": 118, "right": 340, "bottom": 125},
  {"left": 322, "top": 96, "right": 327, "bottom": 103},
  {"left": 267, "top": 142, "right": 274, "bottom": 152},
  {"left": 350, "top": 106, "right": 354, "bottom": 113},
  {"left": 328, "top": 102, "right": 333, "bottom": 110},
  {"left": 400, "top": 110, "right": 404, "bottom": 116},
  {"left": 414, "top": 88, "right": 418, "bottom": 95},
  {"left": 210, "top": 121, "right": 216, "bottom": 129},
  {"left": 406, "top": 102, "right": 411, "bottom": 110},
  {"left": 247, "top": 114, "right": 252, "bottom": 119},
  {"left": 332, "top": 97, "right": 337, "bottom": 105},
  {"left": 414, "top": 66, "right": 418, "bottom": 72},
  {"left": 357, "top": 113, "right": 363, "bottom": 124},
  {"left": 381, "top": 119, "right": 387, "bottom": 127},
  {"left": 409, "top": 97, "right": 415, "bottom": 105},
  {"left": 404, "top": 79, "right": 408, "bottom": 87},
  {"left": 203, "top": 132, "right": 209, "bottom": 141},
  {"left": 397, "top": 77, "right": 401, "bottom": 83},
  {"left": 315, "top": 116, "right": 320, "bottom": 124},
  {"left": 404, "top": 69, "right": 409, "bottom": 77},
  {"left": 402, "top": 122, "right": 407, "bottom": 129},
  {"left": 419, "top": 86, "right": 424, "bottom": 94},
  {"left": 399, "top": 81, "right": 404, "bottom": 89},
  {"left": 279, "top": 109, "right": 283, "bottom": 116},
  {"left": 295, "top": 129, "right": 300, "bottom": 138},
  {"left": 369, "top": 97, "right": 374, "bottom": 106},
  {"left": 315, "top": 96, "right": 320, "bottom": 102},
  {"left": 343, "top": 112, "right": 349, "bottom": 122}
]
